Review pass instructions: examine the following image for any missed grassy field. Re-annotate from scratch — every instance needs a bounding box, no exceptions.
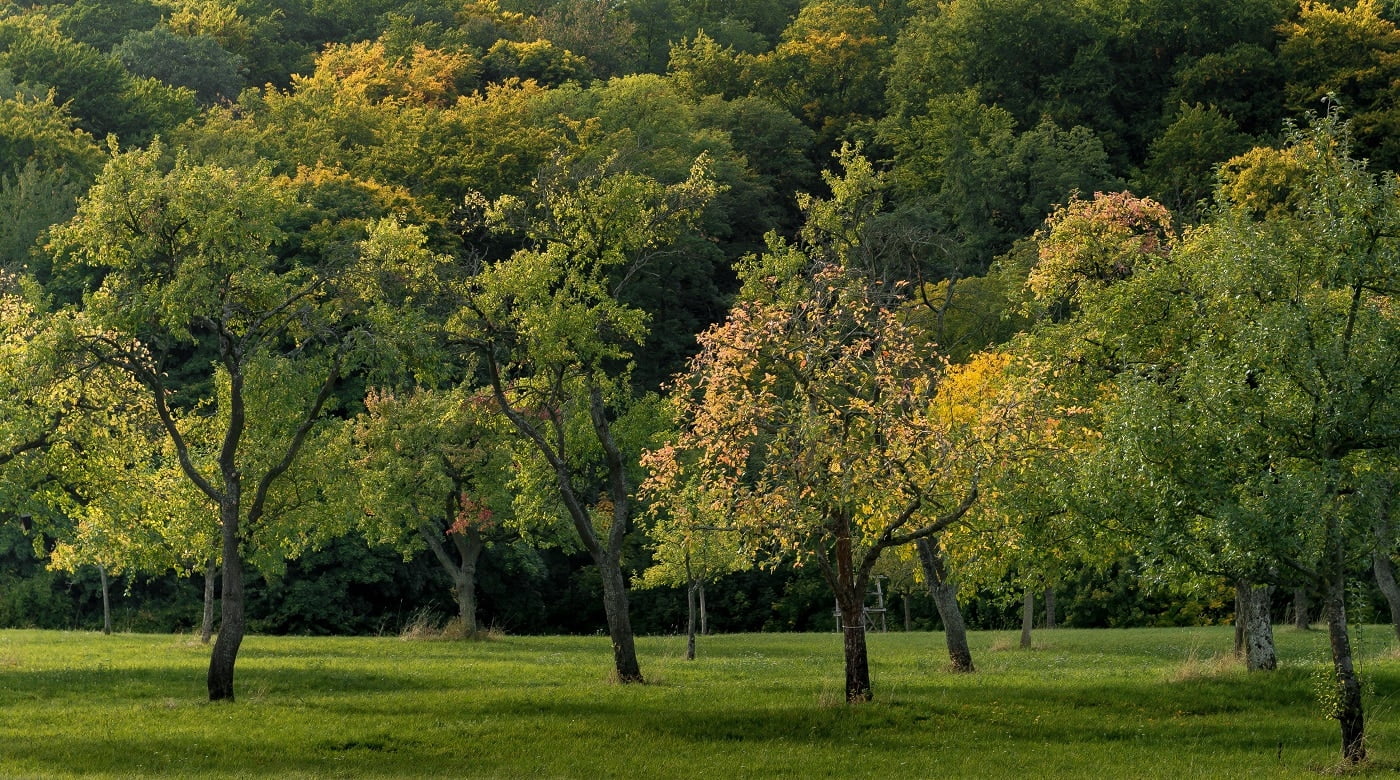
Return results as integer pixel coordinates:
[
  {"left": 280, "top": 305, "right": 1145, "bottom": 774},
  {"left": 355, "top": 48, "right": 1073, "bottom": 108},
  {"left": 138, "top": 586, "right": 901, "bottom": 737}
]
[{"left": 2, "top": 625, "right": 1400, "bottom": 777}]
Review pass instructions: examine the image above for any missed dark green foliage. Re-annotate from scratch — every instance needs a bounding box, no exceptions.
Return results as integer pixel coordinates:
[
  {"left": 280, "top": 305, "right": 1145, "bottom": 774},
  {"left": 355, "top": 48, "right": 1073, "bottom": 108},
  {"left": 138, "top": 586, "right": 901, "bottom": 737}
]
[
  {"left": 113, "top": 28, "right": 246, "bottom": 105},
  {"left": 246, "top": 537, "right": 451, "bottom": 635},
  {"left": 52, "top": 0, "right": 162, "bottom": 51},
  {"left": 1134, "top": 103, "right": 1257, "bottom": 221}
]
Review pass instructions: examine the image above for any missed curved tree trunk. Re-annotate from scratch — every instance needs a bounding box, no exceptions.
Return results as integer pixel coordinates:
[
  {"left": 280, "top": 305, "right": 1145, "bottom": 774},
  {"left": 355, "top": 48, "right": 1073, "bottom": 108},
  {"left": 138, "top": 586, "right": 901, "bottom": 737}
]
[
  {"left": 1324, "top": 572, "right": 1366, "bottom": 763},
  {"left": 916, "top": 537, "right": 973, "bottom": 672},
  {"left": 598, "top": 554, "right": 643, "bottom": 683},
  {"left": 208, "top": 495, "right": 244, "bottom": 702},
  {"left": 1244, "top": 584, "right": 1277, "bottom": 671},
  {"left": 201, "top": 564, "right": 216, "bottom": 644},
  {"left": 1371, "top": 523, "right": 1400, "bottom": 642},
  {"left": 1020, "top": 587, "right": 1034, "bottom": 649}
]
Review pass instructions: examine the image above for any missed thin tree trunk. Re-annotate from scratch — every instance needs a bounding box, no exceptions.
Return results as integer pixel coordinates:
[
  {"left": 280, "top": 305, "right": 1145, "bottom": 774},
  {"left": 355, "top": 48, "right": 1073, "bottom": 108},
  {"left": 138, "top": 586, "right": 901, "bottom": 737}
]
[
  {"left": 1245, "top": 584, "right": 1277, "bottom": 671},
  {"left": 1324, "top": 571, "right": 1366, "bottom": 763},
  {"left": 1293, "top": 587, "right": 1310, "bottom": 631},
  {"left": 1044, "top": 587, "right": 1057, "bottom": 629},
  {"left": 99, "top": 565, "right": 111, "bottom": 635},
  {"left": 903, "top": 593, "right": 912, "bottom": 631},
  {"left": 1234, "top": 579, "right": 1248, "bottom": 658},
  {"left": 208, "top": 495, "right": 244, "bottom": 702},
  {"left": 686, "top": 579, "right": 697, "bottom": 661},
  {"left": 1020, "top": 587, "right": 1034, "bottom": 649},
  {"left": 683, "top": 548, "right": 697, "bottom": 660},
  {"left": 201, "top": 564, "right": 216, "bottom": 644},
  {"left": 916, "top": 537, "right": 973, "bottom": 672},
  {"left": 698, "top": 583, "right": 708, "bottom": 635}
]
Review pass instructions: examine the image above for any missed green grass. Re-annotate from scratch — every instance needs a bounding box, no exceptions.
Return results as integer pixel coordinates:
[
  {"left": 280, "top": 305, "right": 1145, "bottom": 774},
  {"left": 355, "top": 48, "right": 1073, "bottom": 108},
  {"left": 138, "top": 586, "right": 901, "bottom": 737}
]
[{"left": 2, "top": 626, "right": 1400, "bottom": 777}]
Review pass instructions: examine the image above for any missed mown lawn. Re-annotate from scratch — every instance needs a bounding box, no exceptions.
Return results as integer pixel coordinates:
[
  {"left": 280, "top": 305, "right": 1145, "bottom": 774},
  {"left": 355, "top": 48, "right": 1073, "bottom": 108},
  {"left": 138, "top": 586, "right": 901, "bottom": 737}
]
[{"left": 2, "top": 625, "right": 1399, "bottom": 777}]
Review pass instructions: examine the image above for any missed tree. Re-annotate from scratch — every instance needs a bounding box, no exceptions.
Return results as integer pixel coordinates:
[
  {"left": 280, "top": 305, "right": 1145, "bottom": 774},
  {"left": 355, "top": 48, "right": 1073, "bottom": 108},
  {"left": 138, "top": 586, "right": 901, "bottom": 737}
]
[
  {"left": 1134, "top": 103, "right": 1256, "bottom": 222},
  {"left": 753, "top": 0, "right": 888, "bottom": 148},
  {"left": 46, "top": 142, "right": 441, "bottom": 700},
  {"left": 638, "top": 446, "right": 751, "bottom": 660},
  {"left": 1062, "top": 116, "right": 1399, "bottom": 762},
  {"left": 1278, "top": 0, "right": 1400, "bottom": 169},
  {"left": 1164, "top": 116, "right": 1399, "bottom": 762},
  {"left": 644, "top": 149, "right": 1047, "bottom": 701},
  {"left": 112, "top": 27, "right": 246, "bottom": 105},
  {"left": 449, "top": 149, "right": 720, "bottom": 683},
  {"left": 352, "top": 386, "right": 519, "bottom": 634}
]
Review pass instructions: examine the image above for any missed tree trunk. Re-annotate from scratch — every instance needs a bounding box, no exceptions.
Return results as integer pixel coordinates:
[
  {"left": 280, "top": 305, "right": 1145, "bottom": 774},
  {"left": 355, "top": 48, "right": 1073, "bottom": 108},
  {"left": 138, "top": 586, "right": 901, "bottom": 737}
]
[
  {"left": 598, "top": 554, "right": 643, "bottom": 683},
  {"left": 830, "top": 513, "right": 872, "bottom": 702},
  {"left": 1020, "top": 587, "right": 1034, "bottom": 649},
  {"left": 1233, "top": 580, "right": 1248, "bottom": 658},
  {"left": 916, "top": 537, "right": 973, "bottom": 672},
  {"left": 686, "top": 579, "right": 697, "bottom": 661},
  {"left": 698, "top": 583, "right": 708, "bottom": 636},
  {"left": 99, "top": 565, "right": 111, "bottom": 635},
  {"left": 1293, "top": 587, "right": 1310, "bottom": 631},
  {"left": 1244, "top": 584, "right": 1277, "bottom": 671},
  {"left": 201, "top": 564, "right": 216, "bottom": 644},
  {"left": 840, "top": 600, "right": 871, "bottom": 702},
  {"left": 208, "top": 495, "right": 244, "bottom": 702},
  {"left": 1044, "top": 587, "right": 1057, "bottom": 629},
  {"left": 1324, "top": 572, "right": 1367, "bottom": 763},
  {"left": 917, "top": 538, "right": 973, "bottom": 670},
  {"left": 451, "top": 528, "right": 484, "bottom": 635},
  {"left": 903, "top": 593, "right": 912, "bottom": 631},
  {"left": 1372, "top": 547, "right": 1400, "bottom": 643}
]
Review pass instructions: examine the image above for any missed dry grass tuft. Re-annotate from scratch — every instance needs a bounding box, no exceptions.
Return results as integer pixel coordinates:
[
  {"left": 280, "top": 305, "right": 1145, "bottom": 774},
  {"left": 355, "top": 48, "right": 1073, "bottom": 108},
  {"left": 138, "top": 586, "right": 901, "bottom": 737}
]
[{"left": 1166, "top": 646, "right": 1237, "bottom": 683}]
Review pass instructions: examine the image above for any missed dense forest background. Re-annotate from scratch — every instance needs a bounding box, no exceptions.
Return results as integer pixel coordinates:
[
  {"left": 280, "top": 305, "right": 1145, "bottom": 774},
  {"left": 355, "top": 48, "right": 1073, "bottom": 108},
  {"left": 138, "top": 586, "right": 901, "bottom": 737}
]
[{"left": 2, "top": 0, "right": 1398, "bottom": 636}]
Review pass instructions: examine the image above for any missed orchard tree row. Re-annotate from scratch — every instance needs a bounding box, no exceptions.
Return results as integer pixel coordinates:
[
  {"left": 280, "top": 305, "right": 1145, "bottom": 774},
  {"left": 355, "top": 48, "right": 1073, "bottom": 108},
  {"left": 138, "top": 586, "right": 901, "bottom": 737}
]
[{"left": 0, "top": 0, "right": 1397, "bottom": 764}]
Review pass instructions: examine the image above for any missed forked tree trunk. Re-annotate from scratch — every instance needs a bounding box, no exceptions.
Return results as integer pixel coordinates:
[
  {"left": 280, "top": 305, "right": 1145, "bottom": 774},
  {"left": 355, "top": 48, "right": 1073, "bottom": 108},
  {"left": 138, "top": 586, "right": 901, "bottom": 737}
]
[
  {"left": 1244, "top": 584, "right": 1277, "bottom": 671},
  {"left": 1293, "top": 587, "right": 1310, "bottom": 631},
  {"left": 98, "top": 565, "right": 112, "bottom": 635},
  {"left": 208, "top": 495, "right": 244, "bottom": 702},
  {"left": 423, "top": 523, "right": 485, "bottom": 635},
  {"left": 1044, "top": 588, "right": 1057, "bottom": 630},
  {"left": 201, "top": 564, "right": 216, "bottom": 644},
  {"left": 1324, "top": 572, "right": 1366, "bottom": 763},
  {"left": 916, "top": 537, "right": 973, "bottom": 672},
  {"left": 1020, "top": 587, "right": 1034, "bottom": 649}
]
